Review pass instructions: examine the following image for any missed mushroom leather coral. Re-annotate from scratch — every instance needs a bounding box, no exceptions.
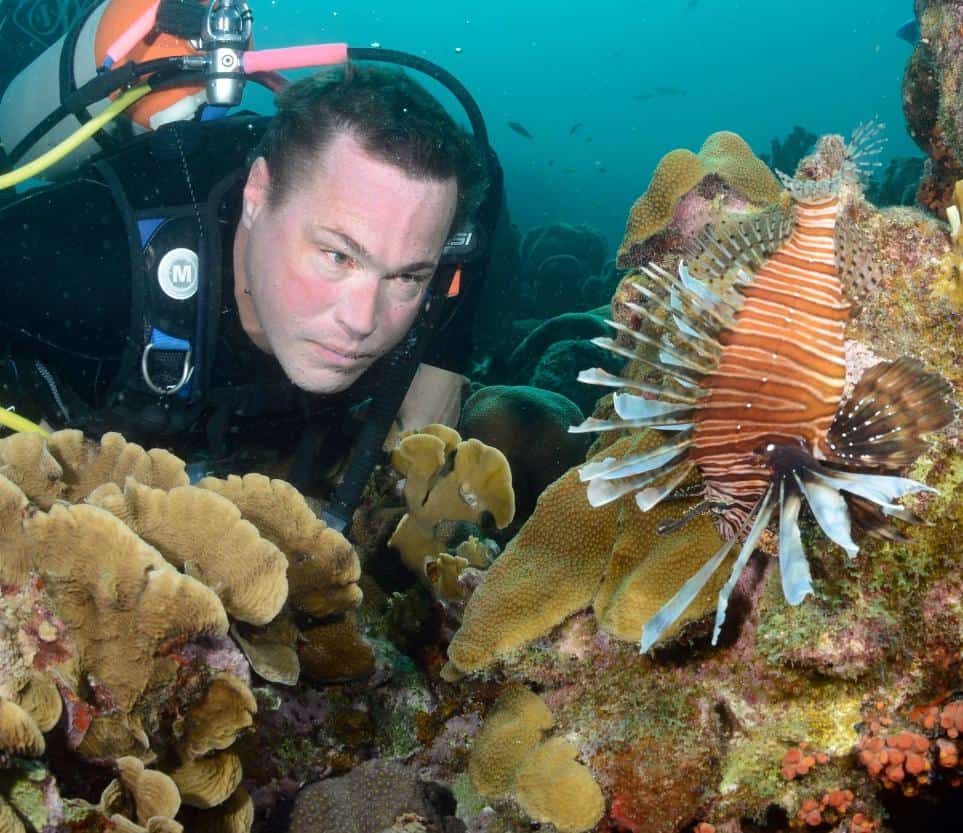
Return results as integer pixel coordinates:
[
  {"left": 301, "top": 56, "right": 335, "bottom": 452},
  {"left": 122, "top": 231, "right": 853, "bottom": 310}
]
[
  {"left": 197, "top": 472, "right": 362, "bottom": 618},
  {"left": 178, "top": 673, "right": 257, "bottom": 761},
  {"left": 617, "top": 131, "right": 784, "bottom": 266},
  {"left": 0, "top": 431, "right": 63, "bottom": 509},
  {"left": 46, "top": 430, "right": 188, "bottom": 502},
  {"left": 87, "top": 479, "right": 289, "bottom": 626},
  {"left": 23, "top": 502, "right": 229, "bottom": 714},
  {"left": 169, "top": 750, "right": 243, "bottom": 809},
  {"left": 468, "top": 686, "right": 604, "bottom": 833},
  {"left": 0, "top": 697, "right": 44, "bottom": 757},
  {"left": 389, "top": 426, "right": 515, "bottom": 584},
  {"left": 446, "top": 431, "right": 725, "bottom": 674}
]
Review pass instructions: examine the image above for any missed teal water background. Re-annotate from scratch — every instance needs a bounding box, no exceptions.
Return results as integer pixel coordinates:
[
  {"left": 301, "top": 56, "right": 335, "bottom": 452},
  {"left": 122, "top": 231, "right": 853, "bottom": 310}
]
[{"left": 248, "top": 0, "right": 919, "bottom": 255}]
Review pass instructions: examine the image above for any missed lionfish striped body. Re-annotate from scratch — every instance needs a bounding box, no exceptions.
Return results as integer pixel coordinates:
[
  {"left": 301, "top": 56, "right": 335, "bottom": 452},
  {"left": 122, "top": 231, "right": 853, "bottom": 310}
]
[
  {"left": 693, "top": 196, "right": 849, "bottom": 539},
  {"left": 572, "top": 124, "right": 956, "bottom": 652}
]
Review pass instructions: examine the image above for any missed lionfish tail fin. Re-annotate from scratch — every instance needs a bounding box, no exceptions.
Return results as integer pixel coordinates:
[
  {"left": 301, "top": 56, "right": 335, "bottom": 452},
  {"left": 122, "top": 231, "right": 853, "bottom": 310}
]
[{"left": 826, "top": 356, "right": 957, "bottom": 469}]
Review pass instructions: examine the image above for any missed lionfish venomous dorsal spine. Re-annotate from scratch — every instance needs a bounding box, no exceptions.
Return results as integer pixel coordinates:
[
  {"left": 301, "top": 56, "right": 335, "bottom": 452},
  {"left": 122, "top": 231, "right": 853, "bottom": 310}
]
[{"left": 572, "top": 122, "right": 956, "bottom": 652}]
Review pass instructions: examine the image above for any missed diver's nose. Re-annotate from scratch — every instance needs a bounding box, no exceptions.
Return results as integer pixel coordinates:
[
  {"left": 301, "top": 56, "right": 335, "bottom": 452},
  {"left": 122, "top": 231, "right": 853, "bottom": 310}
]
[{"left": 335, "top": 273, "right": 379, "bottom": 340}]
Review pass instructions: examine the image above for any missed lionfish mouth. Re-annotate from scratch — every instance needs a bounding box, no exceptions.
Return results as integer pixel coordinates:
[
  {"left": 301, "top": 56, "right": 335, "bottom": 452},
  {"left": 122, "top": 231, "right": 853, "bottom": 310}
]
[{"left": 569, "top": 123, "right": 956, "bottom": 653}]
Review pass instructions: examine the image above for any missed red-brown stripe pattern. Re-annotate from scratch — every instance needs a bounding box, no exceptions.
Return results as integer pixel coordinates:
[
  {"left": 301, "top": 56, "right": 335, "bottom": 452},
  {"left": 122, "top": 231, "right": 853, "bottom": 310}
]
[{"left": 690, "top": 197, "right": 850, "bottom": 537}]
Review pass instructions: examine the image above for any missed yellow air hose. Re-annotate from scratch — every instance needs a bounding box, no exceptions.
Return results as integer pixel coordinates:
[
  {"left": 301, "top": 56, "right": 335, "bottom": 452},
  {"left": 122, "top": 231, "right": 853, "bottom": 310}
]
[
  {"left": 0, "top": 84, "right": 152, "bottom": 190},
  {"left": 0, "top": 407, "right": 50, "bottom": 436}
]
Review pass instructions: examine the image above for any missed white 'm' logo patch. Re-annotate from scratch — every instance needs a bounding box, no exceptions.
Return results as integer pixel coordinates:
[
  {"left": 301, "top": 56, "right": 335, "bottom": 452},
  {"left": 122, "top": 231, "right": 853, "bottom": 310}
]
[{"left": 158, "top": 248, "right": 200, "bottom": 300}]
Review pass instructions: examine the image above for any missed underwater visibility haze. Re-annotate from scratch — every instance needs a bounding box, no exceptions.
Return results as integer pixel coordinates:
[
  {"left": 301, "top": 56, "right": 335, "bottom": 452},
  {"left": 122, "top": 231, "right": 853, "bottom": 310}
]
[{"left": 1, "top": 1, "right": 962, "bottom": 833}]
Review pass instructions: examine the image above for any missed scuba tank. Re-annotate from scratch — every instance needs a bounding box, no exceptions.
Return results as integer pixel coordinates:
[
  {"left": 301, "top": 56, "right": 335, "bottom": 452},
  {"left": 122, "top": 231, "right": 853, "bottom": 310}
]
[{"left": 0, "top": 0, "right": 217, "bottom": 180}]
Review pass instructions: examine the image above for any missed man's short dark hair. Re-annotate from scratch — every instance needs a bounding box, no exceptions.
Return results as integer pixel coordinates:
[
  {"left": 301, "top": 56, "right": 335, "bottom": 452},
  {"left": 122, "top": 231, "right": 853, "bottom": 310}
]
[{"left": 259, "top": 65, "right": 488, "bottom": 227}]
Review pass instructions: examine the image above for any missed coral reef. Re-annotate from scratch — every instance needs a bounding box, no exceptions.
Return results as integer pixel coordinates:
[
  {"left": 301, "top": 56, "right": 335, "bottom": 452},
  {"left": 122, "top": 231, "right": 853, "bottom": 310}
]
[
  {"left": 388, "top": 426, "right": 514, "bottom": 601},
  {"left": 902, "top": 1, "right": 963, "bottom": 212},
  {"left": 0, "top": 430, "right": 368, "bottom": 832},
  {"left": 459, "top": 385, "right": 590, "bottom": 528},
  {"left": 518, "top": 223, "right": 608, "bottom": 320},
  {"left": 441, "top": 126, "right": 963, "bottom": 833},
  {"left": 617, "top": 130, "right": 785, "bottom": 268}
]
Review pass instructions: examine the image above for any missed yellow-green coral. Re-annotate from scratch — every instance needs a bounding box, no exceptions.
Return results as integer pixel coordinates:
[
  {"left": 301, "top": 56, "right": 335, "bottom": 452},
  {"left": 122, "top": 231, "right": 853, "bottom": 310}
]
[
  {"left": 934, "top": 179, "right": 963, "bottom": 309},
  {"left": 618, "top": 131, "right": 784, "bottom": 262},
  {"left": 446, "top": 431, "right": 726, "bottom": 674},
  {"left": 468, "top": 686, "right": 604, "bottom": 833}
]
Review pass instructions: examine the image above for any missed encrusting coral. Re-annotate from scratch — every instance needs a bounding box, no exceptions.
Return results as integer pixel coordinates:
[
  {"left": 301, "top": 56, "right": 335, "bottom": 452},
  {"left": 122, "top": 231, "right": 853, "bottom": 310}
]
[
  {"left": 617, "top": 130, "right": 785, "bottom": 268},
  {"left": 388, "top": 425, "right": 515, "bottom": 601},
  {"left": 0, "top": 428, "right": 368, "bottom": 832},
  {"left": 467, "top": 685, "right": 604, "bottom": 833}
]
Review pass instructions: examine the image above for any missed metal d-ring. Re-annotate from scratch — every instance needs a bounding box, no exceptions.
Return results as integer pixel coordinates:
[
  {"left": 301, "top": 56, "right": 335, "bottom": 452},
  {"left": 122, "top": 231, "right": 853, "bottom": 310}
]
[{"left": 141, "top": 342, "right": 194, "bottom": 395}]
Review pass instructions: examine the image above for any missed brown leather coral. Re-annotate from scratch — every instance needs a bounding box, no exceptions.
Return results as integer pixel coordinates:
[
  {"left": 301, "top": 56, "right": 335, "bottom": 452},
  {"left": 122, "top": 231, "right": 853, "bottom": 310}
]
[
  {"left": 87, "top": 479, "right": 288, "bottom": 626},
  {"left": 46, "top": 430, "right": 188, "bottom": 502},
  {"left": 23, "top": 502, "right": 228, "bottom": 722},
  {"left": 0, "top": 431, "right": 62, "bottom": 509},
  {"left": 468, "top": 685, "right": 554, "bottom": 797},
  {"left": 514, "top": 737, "right": 605, "bottom": 833},
  {"left": 168, "top": 750, "right": 243, "bottom": 809},
  {"left": 178, "top": 673, "right": 257, "bottom": 761},
  {"left": 116, "top": 756, "right": 182, "bottom": 826},
  {"left": 389, "top": 425, "right": 515, "bottom": 587},
  {"left": 0, "top": 697, "right": 44, "bottom": 757},
  {"left": 197, "top": 472, "right": 362, "bottom": 618},
  {"left": 0, "top": 473, "right": 30, "bottom": 584}
]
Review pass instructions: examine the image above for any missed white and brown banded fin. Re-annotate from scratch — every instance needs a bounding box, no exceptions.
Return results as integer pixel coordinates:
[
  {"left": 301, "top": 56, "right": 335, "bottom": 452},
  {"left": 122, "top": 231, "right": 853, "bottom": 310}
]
[
  {"left": 778, "top": 478, "right": 813, "bottom": 605},
  {"left": 826, "top": 356, "right": 956, "bottom": 469},
  {"left": 577, "top": 431, "right": 693, "bottom": 482},
  {"left": 845, "top": 119, "right": 886, "bottom": 182},
  {"left": 775, "top": 168, "right": 842, "bottom": 202},
  {"left": 575, "top": 368, "right": 705, "bottom": 404},
  {"left": 834, "top": 216, "right": 886, "bottom": 300},
  {"left": 684, "top": 210, "right": 794, "bottom": 284},
  {"left": 711, "top": 484, "right": 777, "bottom": 644}
]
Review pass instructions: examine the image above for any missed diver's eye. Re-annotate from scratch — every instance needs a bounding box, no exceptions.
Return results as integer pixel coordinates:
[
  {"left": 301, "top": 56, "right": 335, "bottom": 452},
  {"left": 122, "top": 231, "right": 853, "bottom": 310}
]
[
  {"left": 321, "top": 250, "right": 354, "bottom": 269},
  {"left": 396, "top": 273, "right": 430, "bottom": 285}
]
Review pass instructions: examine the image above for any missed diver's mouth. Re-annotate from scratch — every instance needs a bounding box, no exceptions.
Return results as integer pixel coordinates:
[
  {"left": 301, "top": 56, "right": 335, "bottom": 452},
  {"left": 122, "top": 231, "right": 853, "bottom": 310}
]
[{"left": 307, "top": 341, "right": 371, "bottom": 366}]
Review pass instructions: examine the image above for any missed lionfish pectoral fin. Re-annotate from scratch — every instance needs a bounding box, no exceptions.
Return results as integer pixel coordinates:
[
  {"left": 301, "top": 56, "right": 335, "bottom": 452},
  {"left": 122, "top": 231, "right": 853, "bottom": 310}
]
[
  {"left": 640, "top": 533, "right": 739, "bottom": 653},
  {"left": 778, "top": 478, "right": 813, "bottom": 605},
  {"left": 639, "top": 487, "right": 774, "bottom": 653},
  {"left": 793, "top": 470, "right": 860, "bottom": 558},
  {"left": 711, "top": 485, "right": 777, "bottom": 644},
  {"left": 826, "top": 356, "right": 956, "bottom": 469}
]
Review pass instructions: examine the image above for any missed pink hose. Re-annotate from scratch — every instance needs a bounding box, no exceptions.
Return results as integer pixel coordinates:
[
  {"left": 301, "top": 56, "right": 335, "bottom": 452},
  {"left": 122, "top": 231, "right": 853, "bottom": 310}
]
[
  {"left": 104, "top": 1, "right": 161, "bottom": 66},
  {"left": 243, "top": 44, "right": 349, "bottom": 75}
]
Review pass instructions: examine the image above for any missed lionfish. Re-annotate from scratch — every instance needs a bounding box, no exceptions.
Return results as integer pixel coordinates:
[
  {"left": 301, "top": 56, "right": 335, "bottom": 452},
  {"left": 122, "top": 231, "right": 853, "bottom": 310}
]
[{"left": 571, "top": 123, "right": 957, "bottom": 652}]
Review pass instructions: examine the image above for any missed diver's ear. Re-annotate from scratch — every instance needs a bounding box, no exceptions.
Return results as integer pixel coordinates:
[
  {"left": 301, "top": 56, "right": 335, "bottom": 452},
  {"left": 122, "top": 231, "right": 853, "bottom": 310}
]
[{"left": 241, "top": 157, "right": 271, "bottom": 229}]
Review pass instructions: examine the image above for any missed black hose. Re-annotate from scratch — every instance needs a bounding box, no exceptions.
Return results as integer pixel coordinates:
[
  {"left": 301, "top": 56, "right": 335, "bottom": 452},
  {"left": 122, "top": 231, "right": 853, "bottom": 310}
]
[
  {"left": 5, "top": 56, "right": 193, "bottom": 168},
  {"left": 347, "top": 47, "right": 490, "bottom": 148}
]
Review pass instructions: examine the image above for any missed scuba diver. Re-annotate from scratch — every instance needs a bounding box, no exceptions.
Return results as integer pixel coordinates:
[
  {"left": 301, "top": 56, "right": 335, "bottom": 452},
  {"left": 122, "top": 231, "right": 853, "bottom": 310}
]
[{"left": 0, "top": 0, "right": 507, "bottom": 534}]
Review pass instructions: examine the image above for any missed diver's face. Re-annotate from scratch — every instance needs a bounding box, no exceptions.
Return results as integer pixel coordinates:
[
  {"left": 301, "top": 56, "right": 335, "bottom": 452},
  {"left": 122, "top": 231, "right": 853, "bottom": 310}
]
[{"left": 237, "top": 130, "right": 457, "bottom": 393}]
